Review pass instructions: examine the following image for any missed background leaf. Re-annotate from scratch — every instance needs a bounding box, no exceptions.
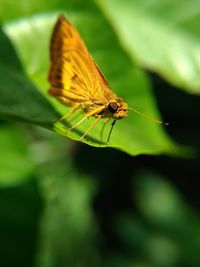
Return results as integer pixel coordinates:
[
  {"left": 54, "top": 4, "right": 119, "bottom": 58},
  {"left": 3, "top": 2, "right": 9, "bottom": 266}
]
[
  {"left": 0, "top": 124, "right": 35, "bottom": 186},
  {"left": 98, "top": 0, "right": 200, "bottom": 94},
  {"left": 0, "top": 27, "right": 59, "bottom": 126}
]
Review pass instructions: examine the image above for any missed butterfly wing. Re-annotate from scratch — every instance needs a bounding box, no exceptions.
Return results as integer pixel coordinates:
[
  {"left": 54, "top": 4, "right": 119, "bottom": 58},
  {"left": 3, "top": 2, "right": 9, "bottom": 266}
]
[{"left": 48, "top": 16, "right": 114, "bottom": 107}]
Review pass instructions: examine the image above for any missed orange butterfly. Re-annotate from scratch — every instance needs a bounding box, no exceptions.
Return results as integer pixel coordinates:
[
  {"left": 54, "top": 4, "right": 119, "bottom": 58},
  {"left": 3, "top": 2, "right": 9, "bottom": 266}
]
[{"left": 48, "top": 15, "right": 165, "bottom": 141}]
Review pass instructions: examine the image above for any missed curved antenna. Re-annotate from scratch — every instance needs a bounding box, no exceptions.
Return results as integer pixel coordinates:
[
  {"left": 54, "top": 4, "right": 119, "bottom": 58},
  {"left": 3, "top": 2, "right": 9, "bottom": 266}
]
[{"left": 128, "top": 107, "right": 169, "bottom": 125}]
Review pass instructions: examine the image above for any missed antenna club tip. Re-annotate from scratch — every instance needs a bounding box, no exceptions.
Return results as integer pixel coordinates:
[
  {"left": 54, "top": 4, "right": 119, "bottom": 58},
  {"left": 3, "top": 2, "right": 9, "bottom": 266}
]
[{"left": 164, "top": 122, "right": 169, "bottom": 126}]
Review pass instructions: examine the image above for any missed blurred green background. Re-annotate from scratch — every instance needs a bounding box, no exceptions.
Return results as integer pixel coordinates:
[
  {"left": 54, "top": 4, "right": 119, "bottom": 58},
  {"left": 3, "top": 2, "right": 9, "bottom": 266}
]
[{"left": 0, "top": 1, "right": 200, "bottom": 267}]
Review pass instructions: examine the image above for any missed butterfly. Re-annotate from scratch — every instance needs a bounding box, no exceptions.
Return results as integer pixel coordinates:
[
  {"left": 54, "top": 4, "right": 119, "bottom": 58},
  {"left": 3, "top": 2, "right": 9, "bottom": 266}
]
[{"left": 48, "top": 15, "right": 166, "bottom": 142}]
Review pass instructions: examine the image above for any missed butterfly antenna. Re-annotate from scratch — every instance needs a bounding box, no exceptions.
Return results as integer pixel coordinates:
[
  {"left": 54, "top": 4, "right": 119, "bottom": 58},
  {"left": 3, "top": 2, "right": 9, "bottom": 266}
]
[{"left": 128, "top": 107, "right": 169, "bottom": 125}]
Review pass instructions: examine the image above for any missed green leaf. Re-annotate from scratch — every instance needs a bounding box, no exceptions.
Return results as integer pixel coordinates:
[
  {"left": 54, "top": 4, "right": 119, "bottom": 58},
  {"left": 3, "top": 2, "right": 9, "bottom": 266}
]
[
  {"left": 0, "top": 26, "right": 59, "bottom": 126},
  {"left": 0, "top": 180, "right": 43, "bottom": 266},
  {"left": 37, "top": 165, "right": 98, "bottom": 267},
  {"left": 0, "top": 124, "right": 35, "bottom": 187},
  {"left": 98, "top": 0, "right": 200, "bottom": 94},
  {"left": 0, "top": 2, "right": 180, "bottom": 156},
  {"left": 133, "top": 170, "right": 200, "bottom": 266}
]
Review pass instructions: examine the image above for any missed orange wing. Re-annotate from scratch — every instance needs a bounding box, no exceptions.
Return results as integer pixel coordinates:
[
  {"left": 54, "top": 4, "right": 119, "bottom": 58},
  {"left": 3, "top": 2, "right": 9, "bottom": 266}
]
[{"left": 48, "top": 15, "right": 116, "bottom": 106}]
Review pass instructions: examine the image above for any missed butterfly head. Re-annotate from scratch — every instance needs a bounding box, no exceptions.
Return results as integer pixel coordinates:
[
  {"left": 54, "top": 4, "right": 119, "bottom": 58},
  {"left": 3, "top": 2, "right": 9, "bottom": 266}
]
[{"left": 107, "top": 99, "right": 128, "bottom": 119}]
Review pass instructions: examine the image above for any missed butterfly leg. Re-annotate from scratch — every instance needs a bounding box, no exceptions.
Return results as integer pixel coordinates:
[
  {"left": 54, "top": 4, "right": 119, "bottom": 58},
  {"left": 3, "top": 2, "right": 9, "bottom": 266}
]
[
  {"left": 59, "top": 103, "right": 81, "bottom": 121},
  {"left": 100, "top": 118, "right": 110, "bottom": 140},
  {"left": 67, "top": 106, "right": 105, "bottom": 132},
  {"left": 80, "top": 115, "right": 102, "bottom": 140},
  {"left": 107, "top": 119, "right": 116, "bottom": 143},
  {"left": 68, "top": 110, "right": 83, "bottom": 123}
]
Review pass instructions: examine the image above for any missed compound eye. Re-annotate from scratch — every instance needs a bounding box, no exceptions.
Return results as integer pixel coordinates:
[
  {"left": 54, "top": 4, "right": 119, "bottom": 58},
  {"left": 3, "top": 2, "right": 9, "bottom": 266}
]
[{"left": 108, "top": 102, "right": 118, "bottom": 113}]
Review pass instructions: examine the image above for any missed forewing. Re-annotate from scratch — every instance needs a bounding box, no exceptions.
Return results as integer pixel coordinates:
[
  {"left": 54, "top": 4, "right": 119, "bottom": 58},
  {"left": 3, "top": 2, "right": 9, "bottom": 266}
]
[{"left": 49, "top": 16, "right": 109, "bottom": 103}]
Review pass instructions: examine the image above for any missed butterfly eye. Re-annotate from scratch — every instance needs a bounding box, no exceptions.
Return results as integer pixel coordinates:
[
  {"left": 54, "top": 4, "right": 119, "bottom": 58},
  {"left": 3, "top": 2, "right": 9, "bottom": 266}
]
[{"left": 108, "top": 102, "right": 118, "bottom": 113}]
